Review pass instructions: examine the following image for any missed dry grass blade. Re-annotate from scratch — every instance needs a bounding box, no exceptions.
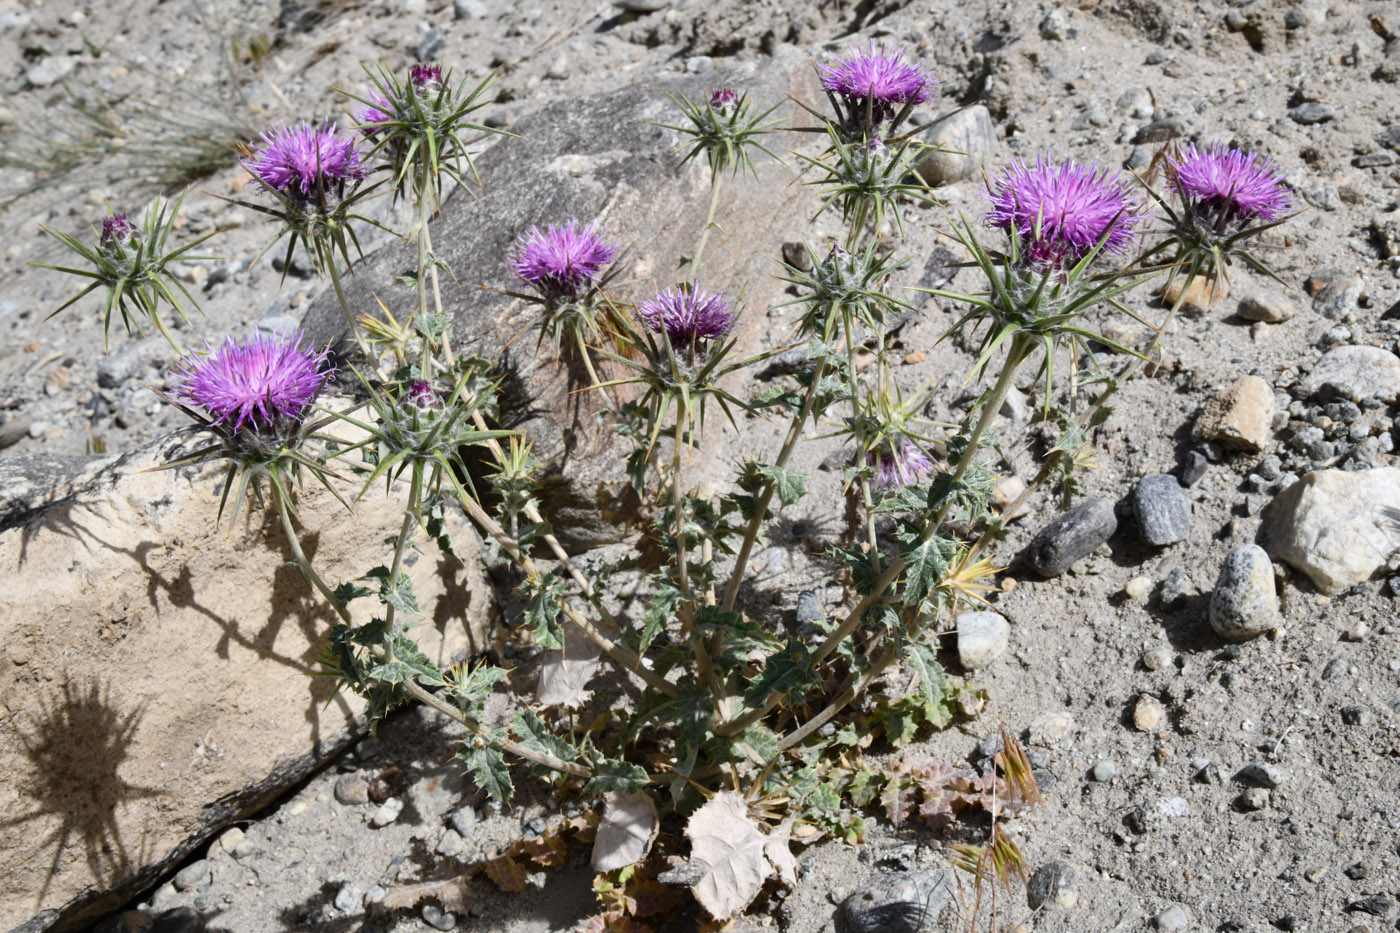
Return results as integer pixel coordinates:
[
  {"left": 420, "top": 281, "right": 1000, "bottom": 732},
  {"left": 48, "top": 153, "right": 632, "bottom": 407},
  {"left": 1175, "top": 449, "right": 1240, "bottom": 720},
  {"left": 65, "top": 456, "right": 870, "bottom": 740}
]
[
  {"left": 380, "top": 875, "right": 472, "bottom": 912},
  {"left": 0, "top": 70, "right": 257, "bottom": 210}
]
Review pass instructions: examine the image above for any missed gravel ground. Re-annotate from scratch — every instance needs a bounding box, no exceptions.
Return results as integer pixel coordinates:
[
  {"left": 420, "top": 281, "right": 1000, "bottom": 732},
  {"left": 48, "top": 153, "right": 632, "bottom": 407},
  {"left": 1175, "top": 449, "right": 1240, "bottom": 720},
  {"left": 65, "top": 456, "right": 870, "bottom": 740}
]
[{"left": 3, "top": 0, "right": 1400, "bottom": 931}]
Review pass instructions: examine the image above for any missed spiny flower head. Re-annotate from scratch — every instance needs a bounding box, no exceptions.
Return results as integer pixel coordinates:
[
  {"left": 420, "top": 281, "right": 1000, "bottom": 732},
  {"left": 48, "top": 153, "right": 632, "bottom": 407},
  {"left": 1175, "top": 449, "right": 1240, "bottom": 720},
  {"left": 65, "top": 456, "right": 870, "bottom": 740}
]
[
  {"left": 710, "top": 88, "right": 739, "bottom": 113},
  {"left": 173, "top": 331, "right": 333, "bottom": 434},
  {"left": 410, "top": 62, "right": 444, "bottom": 90},
  {"left": 510, "top": 220, "right": 617, "bottom": 303},
  {"left": 402, "top": 379, "right": 445, "bottom": 414},
  {"left": 100, "top": 214, "right": 138, "bottom": 249},
  {"left": 1166, "top": 142, "right": 1292, "bottom": 231},
  {"left": 355, "top": 92, "right": 394, "bottom": 136},
  {"left": 638, "top": 284, "right": 737, "bottom": 346},
  {"left": 244, "top": 121, "right": 366, "bottom": 201},
  {"left": 985, "top": 156, "right": 1150, "bottom": 269},
  {"left": 819, "top": 42, "right": 936, "bottom": 128},
  {"left": 867, "top": 439, "right": 934, "bottom": 491}
]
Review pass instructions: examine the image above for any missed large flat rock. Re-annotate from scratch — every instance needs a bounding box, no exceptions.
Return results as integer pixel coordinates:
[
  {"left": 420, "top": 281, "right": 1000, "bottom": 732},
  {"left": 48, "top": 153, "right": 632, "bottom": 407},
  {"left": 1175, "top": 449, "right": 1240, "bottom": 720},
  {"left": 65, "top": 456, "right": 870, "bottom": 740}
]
[
  {"left": 302, "top": 50, "right": 821, "bottom": 549},
  {"left": 1261, "top": 467, "right": 1400, "bottom": 595},
  {"left": 0, "top": 431, "right": 492, "bottom": 931}
]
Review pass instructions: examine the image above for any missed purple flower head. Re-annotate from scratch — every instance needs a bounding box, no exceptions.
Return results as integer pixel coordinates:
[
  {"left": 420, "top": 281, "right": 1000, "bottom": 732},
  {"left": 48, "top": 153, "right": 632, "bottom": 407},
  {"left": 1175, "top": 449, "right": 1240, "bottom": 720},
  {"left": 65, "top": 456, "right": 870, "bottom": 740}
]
[
  {"left": 985, "top": 156, "right": 1150, "bottom": 269},
  {"left": 867, "top": 439, "right": 934, "bottom": 491},
  {"left": 173, "top": 331, "right": 333, "bottom": 434},
  {"left": 637, "top": 284, "right": 737, "bottom": 346},
  {"left": 402, "top": 379, "right": 445, "bottom": 414},
  {"left": 510, "top": 220, "right": 617, "bottom": 303},
  {"left": 410, "top": 63, "right": 443, "bottom": 90},
  {"left": 100, "top": 213, "right": 138, "bottom": 248},
  {"left": 355, "top": 92, "right": 394, "bottom": 136},
  {"left": 818, "top": 43, "right": 936, "bottom": 127},
  {"left": 1166, "top": 142, "right": 1292, "bottom": 232},
  {"left": 710, "top": 88, "right": 739, "bottom": 113},
  {"left": 244, "top": 121, "right": 367, "bottom": 202}
]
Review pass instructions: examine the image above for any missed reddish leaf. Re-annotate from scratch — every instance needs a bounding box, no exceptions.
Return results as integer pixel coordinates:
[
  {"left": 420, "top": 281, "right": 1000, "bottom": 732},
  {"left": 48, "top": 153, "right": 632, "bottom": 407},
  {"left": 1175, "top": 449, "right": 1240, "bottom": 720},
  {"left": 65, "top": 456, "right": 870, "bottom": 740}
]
[
  {"left": 630, "top": 878, "right": 686, "bottom": 918},
  {"left": 484, "top": 855, "right": 528, "bottom": 892}
]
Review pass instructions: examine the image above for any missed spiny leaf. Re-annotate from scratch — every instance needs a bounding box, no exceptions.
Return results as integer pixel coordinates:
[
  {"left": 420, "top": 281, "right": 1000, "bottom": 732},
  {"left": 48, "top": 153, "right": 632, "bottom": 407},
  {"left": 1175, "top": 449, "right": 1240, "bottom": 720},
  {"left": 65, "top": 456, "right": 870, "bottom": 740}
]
[
  {"left": 756, "top": 463, "right": 809, "bottom": 507},
  {"left": 585, "top": 759, "right": 649, "bottom": 796},
  {"left": 512, "top": 708, "right": 578, "bottom": 764},
  {"left": 458, "top": 735, "right": 513, "bottom": 804}
]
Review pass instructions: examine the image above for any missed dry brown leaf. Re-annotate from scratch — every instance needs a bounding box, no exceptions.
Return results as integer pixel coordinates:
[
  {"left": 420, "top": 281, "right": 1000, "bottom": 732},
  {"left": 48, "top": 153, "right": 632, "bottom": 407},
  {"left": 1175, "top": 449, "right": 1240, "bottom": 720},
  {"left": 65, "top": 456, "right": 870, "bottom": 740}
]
[
  {"left": 379, "top": 875, "right": 472, "bottom": 913},
  {"left": 483, "top": 854, "right": 528, "bottom": 892},
  {"left": 593, "top": 791, "right": 660, "bottom": 872},
  {"left": 536, "top": 617, "right": 605, "bottom": 707},
  {"left": 684, "top": 790, "right": 771, "bottom": 920},
  {"left": 763, "top": 818, "right": 797, "bottom": 887}
]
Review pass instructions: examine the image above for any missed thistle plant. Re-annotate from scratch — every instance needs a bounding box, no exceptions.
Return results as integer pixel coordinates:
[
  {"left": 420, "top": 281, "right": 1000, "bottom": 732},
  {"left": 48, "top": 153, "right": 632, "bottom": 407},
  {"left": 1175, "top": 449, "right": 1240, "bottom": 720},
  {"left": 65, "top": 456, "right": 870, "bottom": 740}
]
[
  {"left": 1153, "top": 140, "right": 1295, "bottom": 288},
  {"left": 34, "top": 192, "right": 216, "bottom": 353},
  {"left": 160, "top": 330, "right": 338, "bottom": 524},
  {"left": 794, "top": 43, "right": 941, "bottom": 241},
  {"left": 506, "top": 220, "right": 621, "bottom": 398},
  {"left": 653, "top": 87, "right": 783, "bottom": 278},
  {"left": 344, "top": 60, "right": 506, "bottom": 367},
  {"left": 231, "top": 120, "right": 380, "bottom": 358},
  {"left": 118, "top": 42, "right": 1313, "bottom": 929}
]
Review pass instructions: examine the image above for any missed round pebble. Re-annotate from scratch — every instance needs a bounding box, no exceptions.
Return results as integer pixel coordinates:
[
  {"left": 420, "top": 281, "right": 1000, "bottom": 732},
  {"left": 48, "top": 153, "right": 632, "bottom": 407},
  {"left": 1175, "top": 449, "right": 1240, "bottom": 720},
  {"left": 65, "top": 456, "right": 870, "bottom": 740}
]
[
  {"left": 1025, "top": 498, "right": 1117, "bottom": 577},
  {"left": 843, "top": 869, "right": 953, "bottom": 933},
  {"left": 1133, "top": 694, "right": 1167, "bottom": 732},
  {"left": 1237, "top": 787, "right": 1270, "bottom": 810},
  {"left": 334, "top": 771, "right": 371, "bottom": 806},
  {"left": 1141, "top": 645, "right": 1174, "bottom": 671},
  {"left": 1092, "top": 760, "right": 1117, "bottom": 782},
  {"left": 333, "top": 883, "right": 362, "bottom": 913},
  {"left": 1154, "top": 904, "right": 1190, "bottom": 931},
  {"left": 1132, "top": 474, "right": 1191, "bottom": 546},
  {"left": 423, "top": 904, "right": 458, "bottom": 930},
  {"left": 1026, "top": 861, "right": 1078, "bottom": 910},
  {"left": 173, "top": 859, "right": 210, "bottom": 892},
  {"left": 1209, "top": 545, "right": 1281, "bottom": 640},
  {"left": 1124, "top": 575, "right": 1153, "bottom": 600}
]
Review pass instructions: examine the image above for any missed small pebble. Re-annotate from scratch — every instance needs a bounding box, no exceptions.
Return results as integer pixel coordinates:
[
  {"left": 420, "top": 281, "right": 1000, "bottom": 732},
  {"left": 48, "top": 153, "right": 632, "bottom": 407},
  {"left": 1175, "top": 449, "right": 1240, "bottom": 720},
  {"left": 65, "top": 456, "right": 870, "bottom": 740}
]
[
  {"left": 1209, "top": 545, "right": 1281, "bottom": 640},
  {"left": 1237, "top": 787, "right": 1270, "bottom": 810},
  {"left": 173, "top": 859, "right": 210, "bottom": 892},
  {"left": 1092, "top": 760, "right": 1117, "bottom": 782},
  {"left": 956, "top": 611, "right": 1010, "bottom": 670},
  {"left": 1153, "top": 905, "right": 1190, "bottom": 931},
  {"left": 1141, "top": 645, "right": 1174, "bottom": 671},
  {"left": 449, "top": 806, "right": 479, "bottom": 836},
  {"left": 1179, "top": 449, "right": 1209, "bottom": 486},
  {"left": 1132, "top": 474, "right": 1191, "bottom": 546},
  {"left": 1240, "top": 761, "right": 1287, "bottom": 788},
  {"left": 842, "top": 869, "right": 953, "bottom": 933},
  {"left": 1133, "top": 694, "right": 1167, "bottom": 732},
  {"left": 1124, "top": 576, "right": 1153, "bottom": 600},
  {"left": 423, "top": 903, "right": 457, "bottom": 930},
  {"left": 1026, "top": 861, "right": 1077, "bottom": 910},
  {"left": 334, "top": 771, "right": 371, "bottom": 806},
  {"left": 370, "top": 797, "right": 404, "bottom": 827},
  {"left": 333, "top": 883, "right": 363, "bottom": 914},
  {"left": 1025, "top": 498, "right": 1118, "bottom": 577},
  {"left": 1340, "top": 705, "right": 1372, "bottom": 726}
]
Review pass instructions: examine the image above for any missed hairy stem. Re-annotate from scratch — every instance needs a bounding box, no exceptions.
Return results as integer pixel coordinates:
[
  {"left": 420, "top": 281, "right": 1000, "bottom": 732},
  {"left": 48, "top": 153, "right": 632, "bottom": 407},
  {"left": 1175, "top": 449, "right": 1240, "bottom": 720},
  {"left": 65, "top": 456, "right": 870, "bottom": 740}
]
[
  {"left": 573, "top": 326, "right": 616, "bottom": 411},
  {"left": 401, "top": 679, "right": 591, "bottom": 777},
  {"left": 453, "top": 481, "right": 678, "bottom": 698},
  {"left": 720, "top": 354, "right": 829, "bottom": 613},
  {"left": 688, "top": 173, "right": 724, "bottom": 282},
  {"left": 325, "top": 249, "right": 373, "bottom": 363}
]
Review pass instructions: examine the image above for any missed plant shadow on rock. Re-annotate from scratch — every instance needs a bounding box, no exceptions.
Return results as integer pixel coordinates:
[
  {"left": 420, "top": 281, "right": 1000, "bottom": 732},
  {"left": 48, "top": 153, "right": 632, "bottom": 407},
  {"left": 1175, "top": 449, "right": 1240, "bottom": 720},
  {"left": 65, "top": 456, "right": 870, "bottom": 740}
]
[{"left": 0, "top": 679, "right": 162, "bottom": 914}]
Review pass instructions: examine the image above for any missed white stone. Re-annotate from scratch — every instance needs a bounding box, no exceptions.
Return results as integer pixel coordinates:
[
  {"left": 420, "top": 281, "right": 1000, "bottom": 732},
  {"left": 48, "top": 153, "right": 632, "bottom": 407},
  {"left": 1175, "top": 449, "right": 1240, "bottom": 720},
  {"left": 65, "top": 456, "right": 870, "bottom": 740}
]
[
  {"left": 1262, "top": 468, "right": 1400, "bottom": 594},
  {"left": 1302, "top": 345, "right": 1400, "bottom": 403},
  {"left": 956, "top": 611, "right": 1010, "bottom": 670},
  {"left": 915, "top": 105, "right": 998, "bottom": 187}
]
